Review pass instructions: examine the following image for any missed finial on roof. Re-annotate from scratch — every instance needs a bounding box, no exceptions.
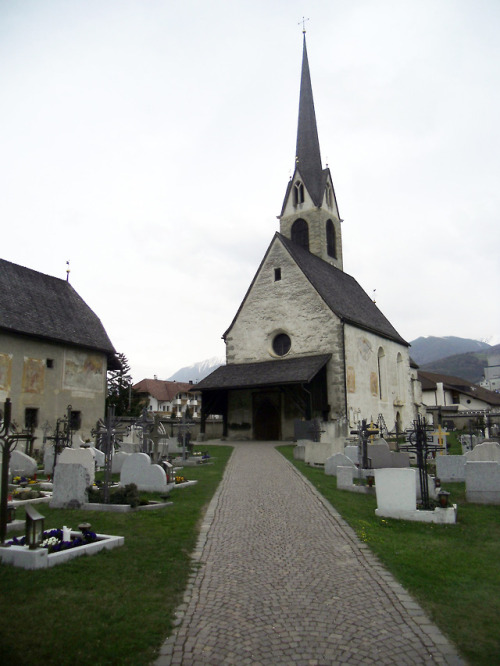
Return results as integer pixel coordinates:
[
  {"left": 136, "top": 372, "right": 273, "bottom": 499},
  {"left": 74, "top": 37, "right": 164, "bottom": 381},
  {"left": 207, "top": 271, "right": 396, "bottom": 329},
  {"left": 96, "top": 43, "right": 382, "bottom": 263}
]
[
  {"left": 298, "top": 16, "right": 309, "bottom": 34},
  {"left": 66, "top": 260, "right": 70, "bottom": 282}
]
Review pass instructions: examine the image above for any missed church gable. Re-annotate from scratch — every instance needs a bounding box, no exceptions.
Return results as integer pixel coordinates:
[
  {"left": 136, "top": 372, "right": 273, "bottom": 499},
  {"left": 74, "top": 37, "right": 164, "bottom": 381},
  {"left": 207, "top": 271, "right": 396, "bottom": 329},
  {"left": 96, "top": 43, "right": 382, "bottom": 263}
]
[{"left": 224, "top": 236, "right": 343, "bottom": 366}]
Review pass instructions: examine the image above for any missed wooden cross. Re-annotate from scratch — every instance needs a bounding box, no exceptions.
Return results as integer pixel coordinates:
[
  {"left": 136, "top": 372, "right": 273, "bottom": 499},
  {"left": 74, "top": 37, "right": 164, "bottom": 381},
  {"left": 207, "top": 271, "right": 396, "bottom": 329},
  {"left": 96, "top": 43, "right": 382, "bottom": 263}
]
[{"left": 298, "top": 16, "right": 309, "bottom": 33}]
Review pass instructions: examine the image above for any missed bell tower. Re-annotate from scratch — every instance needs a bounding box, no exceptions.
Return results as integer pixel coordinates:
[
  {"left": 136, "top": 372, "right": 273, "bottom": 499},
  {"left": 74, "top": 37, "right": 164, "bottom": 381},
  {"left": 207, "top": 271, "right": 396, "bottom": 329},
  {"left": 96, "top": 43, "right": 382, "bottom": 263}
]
[{"left": 278, "top": 34, "right": 343, "bottom": 271}]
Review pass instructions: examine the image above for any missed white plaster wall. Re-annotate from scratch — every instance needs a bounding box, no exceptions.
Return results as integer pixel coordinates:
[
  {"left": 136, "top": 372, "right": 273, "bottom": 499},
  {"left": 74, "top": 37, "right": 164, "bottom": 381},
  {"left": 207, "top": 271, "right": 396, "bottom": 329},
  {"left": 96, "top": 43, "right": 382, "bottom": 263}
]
[
  {"left": 226, "top": 239, "right": 346, "bottom": 418},
  {"left": 226, "top": 240, "right": 341, "bottom": 364},
  {"left": 343, "top": 324, "right": 415, "bottom": 430},
  {"left": 0, "top": 332, "right": 107, "bottom": 446}
]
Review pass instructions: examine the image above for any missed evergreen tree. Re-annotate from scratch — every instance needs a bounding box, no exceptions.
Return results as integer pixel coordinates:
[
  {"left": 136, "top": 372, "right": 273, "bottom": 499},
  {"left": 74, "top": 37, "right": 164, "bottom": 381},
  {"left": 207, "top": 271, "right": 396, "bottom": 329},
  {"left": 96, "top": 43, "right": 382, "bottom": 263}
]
[{"left": 106, "top": 353, "right": 143, "bottom": 416}]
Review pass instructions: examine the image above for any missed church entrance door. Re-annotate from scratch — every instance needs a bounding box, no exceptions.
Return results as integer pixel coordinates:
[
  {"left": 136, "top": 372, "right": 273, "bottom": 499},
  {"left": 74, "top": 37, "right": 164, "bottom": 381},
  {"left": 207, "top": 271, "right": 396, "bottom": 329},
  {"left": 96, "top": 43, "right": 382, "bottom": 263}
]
[{"left": 253, "top": 392, "right": 281, "bottom": 441}]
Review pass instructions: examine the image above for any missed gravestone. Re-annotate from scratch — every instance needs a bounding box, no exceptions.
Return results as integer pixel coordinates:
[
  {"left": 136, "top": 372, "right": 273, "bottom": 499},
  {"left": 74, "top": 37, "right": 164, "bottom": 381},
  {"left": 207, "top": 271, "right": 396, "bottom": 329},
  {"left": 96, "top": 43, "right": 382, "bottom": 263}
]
[
  {"left": 10, "top": 450, "right": 37, "bottom": 478},
  {"left": 44, "top": 443, "right": 56, "bottom": 475},
  {"left": 465, "top": 461, "right": 500, "bottom": 504},
  {"left": 465, "top": 441, "right": 500, "bottom": 462},
  {"left": 90, "top": 446, "right": 105, "bottom": 468},
  {"left": 50, "top": 463, "right": 90, "bottom": 508},
  {"left": 293, "top": 442, "right": 306, "bottom": 461},
  {"left": 436, "top": 455, "right": 466, "bottom": 482},
  {"left": 58, "top": 447, "right": 95, "bottom": 485},
  {"left": 325, "top": 453, "right": 356, "bottom": 476},
  {"left": 344, "top": 445, "right": 358, "bottom": 464},
  {"left": 344, "top": 441, "right": 409, "bottom": 469},
  {"left": 337, "top": 465, "right": 355, "bottom": 489},
  {"left": 375, "top": 468, "right": 416, "bottom": 513},
  {"left": 120, "top": 452, "right": 167, "bottom": 492},
  {"left": 112, "top": 451, "right": 131, "bottom": 474}
]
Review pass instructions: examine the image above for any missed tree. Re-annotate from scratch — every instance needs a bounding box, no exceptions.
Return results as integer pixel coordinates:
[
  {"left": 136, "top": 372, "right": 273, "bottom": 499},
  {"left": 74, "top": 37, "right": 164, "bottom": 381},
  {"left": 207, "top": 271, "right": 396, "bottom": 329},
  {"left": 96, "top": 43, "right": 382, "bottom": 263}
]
[{"left": 106, "top": 353, "right": 143, "bottom": 416}]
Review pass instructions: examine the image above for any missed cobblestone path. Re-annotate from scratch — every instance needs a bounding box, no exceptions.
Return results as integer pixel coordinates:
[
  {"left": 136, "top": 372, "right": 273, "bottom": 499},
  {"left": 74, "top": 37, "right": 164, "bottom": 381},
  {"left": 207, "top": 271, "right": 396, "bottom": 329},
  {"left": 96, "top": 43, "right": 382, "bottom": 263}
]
[{"left": 155, "top": 442, "right": 464, "bottom": 665}]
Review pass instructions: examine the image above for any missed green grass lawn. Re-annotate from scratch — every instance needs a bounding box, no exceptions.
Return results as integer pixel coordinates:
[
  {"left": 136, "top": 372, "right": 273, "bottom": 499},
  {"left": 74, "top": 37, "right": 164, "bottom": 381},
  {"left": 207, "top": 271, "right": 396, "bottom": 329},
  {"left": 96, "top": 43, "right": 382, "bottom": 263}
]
[
  {"left": 0, "top": 445, "right": 233, "bottom": 665},
  {"left": 278, "top": 445, "right": 500, "bottom": 666}
]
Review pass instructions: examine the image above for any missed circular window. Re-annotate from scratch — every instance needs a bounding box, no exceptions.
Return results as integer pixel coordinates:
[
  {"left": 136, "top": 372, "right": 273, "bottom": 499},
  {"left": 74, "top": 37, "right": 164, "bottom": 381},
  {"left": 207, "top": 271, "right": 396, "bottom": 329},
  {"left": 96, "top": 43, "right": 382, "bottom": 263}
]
[{"left": 273, "top": 333, "right": 291, "bottom": 356}]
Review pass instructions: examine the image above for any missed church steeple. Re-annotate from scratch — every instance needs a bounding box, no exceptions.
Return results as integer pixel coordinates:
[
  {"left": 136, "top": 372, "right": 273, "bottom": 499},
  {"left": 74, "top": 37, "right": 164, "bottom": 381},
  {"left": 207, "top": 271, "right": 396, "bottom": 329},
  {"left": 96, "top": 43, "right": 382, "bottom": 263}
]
[
  {"left": 295, "top": 34, "right": 323, "bottom": 207},
  {"left": 279, "top": 34, "right": 343, "bottom": 271}
]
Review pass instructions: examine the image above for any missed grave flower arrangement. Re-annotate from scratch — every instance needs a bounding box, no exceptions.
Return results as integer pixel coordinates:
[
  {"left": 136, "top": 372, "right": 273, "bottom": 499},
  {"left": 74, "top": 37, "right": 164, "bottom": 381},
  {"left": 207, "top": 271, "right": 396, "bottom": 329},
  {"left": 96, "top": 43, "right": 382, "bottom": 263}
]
[
  {"left": 8, "top": 528, "right": 98, "bottom": 553},
  {"left": 12, "top": 476, "right": 37, "bottom": 485},
  {"left": 175, "top": 475, "right": 187, "bottom": 484}
]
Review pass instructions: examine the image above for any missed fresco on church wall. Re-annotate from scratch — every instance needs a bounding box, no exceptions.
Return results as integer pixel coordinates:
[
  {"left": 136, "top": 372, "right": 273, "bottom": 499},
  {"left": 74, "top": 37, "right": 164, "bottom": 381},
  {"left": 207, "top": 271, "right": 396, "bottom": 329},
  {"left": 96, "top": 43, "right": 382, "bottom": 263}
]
[
  {"left": 63, "top": 350, "right": 104, "bottom": 393},
  {"left": 0, "top": 353, "right": 12, "bottom": 391},
  {"left": 22, "top": 357, "right": 45, "bottom": 394},
  {"left": 370, "top": 372, "right": 379, "bottom": 397},
  {"left": 347, "top": 366, "right": 356, "bottom": 393}
]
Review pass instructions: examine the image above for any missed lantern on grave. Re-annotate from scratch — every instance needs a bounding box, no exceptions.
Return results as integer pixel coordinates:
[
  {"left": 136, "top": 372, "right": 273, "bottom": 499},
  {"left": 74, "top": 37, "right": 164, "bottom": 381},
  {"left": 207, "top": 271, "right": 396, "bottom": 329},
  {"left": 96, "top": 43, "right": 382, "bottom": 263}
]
[
  {"left": 162, "top": 461, "right": 174, "bottom": 484},
  {"left": 25, "top": 504, "right": 45, "bottom": 549}
]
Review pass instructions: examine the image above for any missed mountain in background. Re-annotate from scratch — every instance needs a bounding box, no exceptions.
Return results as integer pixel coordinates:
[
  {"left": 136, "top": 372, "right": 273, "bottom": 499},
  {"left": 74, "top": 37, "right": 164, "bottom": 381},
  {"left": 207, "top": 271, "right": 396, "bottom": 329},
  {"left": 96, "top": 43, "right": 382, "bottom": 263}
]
[
  {"left": 167, "top": 337, "right": 498, "bottom": 386},
  {"left": 410, "top": 337, "right": 499, "bottom": 384},
  {"left": 409, "top": 336, "right": 491, "bottom": 366},
  {"left": 167, "top": 356, "right": 224, "bottom": 383}
]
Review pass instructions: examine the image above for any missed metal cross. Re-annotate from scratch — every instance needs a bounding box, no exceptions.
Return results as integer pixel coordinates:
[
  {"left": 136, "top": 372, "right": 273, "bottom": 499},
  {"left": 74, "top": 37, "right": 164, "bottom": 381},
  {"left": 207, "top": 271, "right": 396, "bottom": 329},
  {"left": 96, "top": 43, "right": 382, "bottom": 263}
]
[{"left": 298, "top": 16, "right": 309, "bottom": 33}]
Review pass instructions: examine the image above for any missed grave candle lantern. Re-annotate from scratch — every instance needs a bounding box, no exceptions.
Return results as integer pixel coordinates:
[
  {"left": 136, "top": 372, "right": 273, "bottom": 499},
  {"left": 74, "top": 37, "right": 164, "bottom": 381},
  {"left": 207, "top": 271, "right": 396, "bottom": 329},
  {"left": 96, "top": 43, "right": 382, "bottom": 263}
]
[{"left": 25, "top": 504, "right": 45, "bottom": 549}]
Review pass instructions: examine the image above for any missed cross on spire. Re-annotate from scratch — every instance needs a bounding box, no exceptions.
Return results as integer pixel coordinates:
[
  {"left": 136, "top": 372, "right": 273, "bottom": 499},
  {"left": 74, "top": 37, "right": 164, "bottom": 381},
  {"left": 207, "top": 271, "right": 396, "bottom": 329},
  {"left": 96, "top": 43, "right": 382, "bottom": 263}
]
[{"left": 298, "top": 16, "right": 309, "bottom": 33}]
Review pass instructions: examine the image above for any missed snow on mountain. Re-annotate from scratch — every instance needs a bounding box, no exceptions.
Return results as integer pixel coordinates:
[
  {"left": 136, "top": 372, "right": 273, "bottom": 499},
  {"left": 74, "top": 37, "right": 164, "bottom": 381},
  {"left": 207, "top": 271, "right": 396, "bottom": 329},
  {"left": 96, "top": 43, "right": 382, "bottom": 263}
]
[{"left": 167, "top": 356, "right": 225, "bottom": 383}]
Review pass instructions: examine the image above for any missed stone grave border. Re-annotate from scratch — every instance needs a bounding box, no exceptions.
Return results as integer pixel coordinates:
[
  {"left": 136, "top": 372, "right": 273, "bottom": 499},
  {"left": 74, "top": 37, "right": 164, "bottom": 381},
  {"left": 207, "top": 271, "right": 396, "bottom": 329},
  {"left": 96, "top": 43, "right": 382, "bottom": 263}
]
[{"left": 0, "top": 531, "right": 124, "bottom": 569}]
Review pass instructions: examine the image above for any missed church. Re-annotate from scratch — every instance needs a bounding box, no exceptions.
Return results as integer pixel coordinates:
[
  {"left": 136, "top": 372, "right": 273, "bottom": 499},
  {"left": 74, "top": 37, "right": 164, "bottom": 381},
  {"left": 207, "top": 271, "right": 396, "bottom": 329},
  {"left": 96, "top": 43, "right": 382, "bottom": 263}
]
[{"left": 198, "top": 36, "right": 418, "bottom": 442}]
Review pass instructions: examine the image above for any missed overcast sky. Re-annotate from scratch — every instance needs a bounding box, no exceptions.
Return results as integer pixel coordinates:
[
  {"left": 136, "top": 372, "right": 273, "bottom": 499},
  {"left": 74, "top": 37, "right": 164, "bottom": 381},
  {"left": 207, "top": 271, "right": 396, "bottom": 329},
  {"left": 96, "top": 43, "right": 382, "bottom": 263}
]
[{"left": 2, "top": 0, "right": 499, "bottom": 382}]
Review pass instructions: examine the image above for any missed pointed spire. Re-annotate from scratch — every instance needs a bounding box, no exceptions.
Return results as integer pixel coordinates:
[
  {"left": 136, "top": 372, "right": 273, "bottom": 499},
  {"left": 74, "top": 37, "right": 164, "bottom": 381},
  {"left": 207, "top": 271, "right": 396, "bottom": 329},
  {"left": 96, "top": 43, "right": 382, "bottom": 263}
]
[{"left": 295, "top": 34, "right": 324, "bottom": 206}]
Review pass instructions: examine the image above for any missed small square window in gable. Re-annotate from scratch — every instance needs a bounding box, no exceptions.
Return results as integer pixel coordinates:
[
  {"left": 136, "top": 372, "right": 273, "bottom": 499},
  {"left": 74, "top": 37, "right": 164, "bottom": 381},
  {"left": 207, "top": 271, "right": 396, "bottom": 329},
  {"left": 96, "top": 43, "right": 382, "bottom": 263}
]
[{"left": 274, "top": 268, "right": 281, "bottom": 282}]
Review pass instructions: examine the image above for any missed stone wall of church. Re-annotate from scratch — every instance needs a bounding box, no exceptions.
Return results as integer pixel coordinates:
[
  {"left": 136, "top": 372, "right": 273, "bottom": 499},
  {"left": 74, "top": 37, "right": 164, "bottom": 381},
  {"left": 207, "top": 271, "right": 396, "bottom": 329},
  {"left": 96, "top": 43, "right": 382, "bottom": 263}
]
[
  {"left": 0, "top": 332, "right": 107, "bottom": 449},
  {"left": 225, "top": 239, "right": 347, "bottom": 419},
  {"left": 343, "top": 324, "right": 416, "bottom": 430},
  {"left": 280, "top": 208, "right": 343, "bottom": 270}
]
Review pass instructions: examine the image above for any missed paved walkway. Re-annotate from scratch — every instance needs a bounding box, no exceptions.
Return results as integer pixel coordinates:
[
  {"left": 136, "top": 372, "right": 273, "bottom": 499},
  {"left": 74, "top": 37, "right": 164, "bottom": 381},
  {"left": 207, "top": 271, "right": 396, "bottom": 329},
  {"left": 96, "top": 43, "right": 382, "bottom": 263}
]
[{"left": 155, "top": 442, "right": 464, "bottom": 665}]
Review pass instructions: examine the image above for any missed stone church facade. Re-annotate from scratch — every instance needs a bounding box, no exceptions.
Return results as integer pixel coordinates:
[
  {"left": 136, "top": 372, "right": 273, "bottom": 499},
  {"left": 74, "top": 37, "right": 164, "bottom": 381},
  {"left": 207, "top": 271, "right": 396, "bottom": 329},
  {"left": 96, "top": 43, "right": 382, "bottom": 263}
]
[{"left": 198, "top": 36, "right": 417, "bottom": 442}]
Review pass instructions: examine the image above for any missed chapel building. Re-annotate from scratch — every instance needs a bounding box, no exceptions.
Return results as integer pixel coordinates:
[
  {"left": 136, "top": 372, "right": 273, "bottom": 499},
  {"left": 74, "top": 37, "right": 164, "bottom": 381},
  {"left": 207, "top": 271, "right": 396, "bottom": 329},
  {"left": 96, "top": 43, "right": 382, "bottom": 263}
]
[{"left": 198, "top": 36, "right": 417, "bottom": 442}]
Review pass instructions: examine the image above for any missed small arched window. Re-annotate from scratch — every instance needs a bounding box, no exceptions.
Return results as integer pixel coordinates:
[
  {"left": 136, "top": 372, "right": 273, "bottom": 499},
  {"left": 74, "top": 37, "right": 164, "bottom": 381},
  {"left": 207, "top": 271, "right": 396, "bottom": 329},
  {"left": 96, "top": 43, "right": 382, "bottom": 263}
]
[
  {"left": 325, "top": 183, "right": 333, "bottom": 208},
  {"left": 377, "top": 347, "right": 387, "bottom": 401},
  {"left": 291, "top": 218, "right": 309, "bottom": 250},
  {"left": 326, "top": 219, "right": 336, "bottom": 259},
  {"left": 293, "top": 181, "right": 304, "bottom": 206},
  {"left": 397, "top": 353, "right": 405, "bottom": 403}
]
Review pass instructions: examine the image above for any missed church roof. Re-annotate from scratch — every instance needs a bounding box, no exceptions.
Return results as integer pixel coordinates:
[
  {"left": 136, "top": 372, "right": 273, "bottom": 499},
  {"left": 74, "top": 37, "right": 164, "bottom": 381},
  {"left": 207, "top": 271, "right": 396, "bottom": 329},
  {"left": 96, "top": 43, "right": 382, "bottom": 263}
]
[
  {"left": 0, "top": 258, "right": 119, "bottom": 367},
  {"left": 197, "top": 354, "right": 331, "bottom": 391},
  {"left": 223, "top": 233, "right": 408, "bottom": 346},
  {"left": 278, "top": 234, "right": 408, "bottom": 345},
  {"left": 295, "top": 35, "right": 324, "bottom": 207}
]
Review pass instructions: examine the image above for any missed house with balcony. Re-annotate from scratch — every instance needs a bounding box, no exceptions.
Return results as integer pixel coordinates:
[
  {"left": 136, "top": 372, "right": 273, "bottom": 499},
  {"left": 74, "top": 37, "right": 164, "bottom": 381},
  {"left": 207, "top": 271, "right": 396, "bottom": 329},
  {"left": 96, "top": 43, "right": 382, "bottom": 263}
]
[
  {"left": 418, "top": 370, "right": 500, "bottom": 430},
  {"left": 133, "top": 378, "right": 200, "bottom": 418}
]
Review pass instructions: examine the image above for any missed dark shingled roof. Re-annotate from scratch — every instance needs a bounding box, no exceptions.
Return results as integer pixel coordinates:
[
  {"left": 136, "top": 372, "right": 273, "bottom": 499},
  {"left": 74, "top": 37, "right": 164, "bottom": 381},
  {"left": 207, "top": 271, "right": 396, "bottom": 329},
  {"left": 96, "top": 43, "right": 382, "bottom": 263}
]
[
  {"left": 278, "top": 234, "right": 408, "bottom": 345},
  {"left": 224, "top": 234, "right": 408, "bottom": 346},
  {"left": 0, "top": 258, "right": 118, "bottom": 365},
  {"left": 418, "top": 370, "right": 500, "bottom": 407},
  {"left": 197, "top": 354, "right": 331, "bottom": 391}
]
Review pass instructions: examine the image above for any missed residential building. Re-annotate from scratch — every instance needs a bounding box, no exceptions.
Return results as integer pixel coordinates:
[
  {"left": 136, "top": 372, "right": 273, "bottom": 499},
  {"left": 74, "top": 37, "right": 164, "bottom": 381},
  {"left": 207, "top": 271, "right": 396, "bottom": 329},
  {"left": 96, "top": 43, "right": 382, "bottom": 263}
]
[
  {"left": 0, "top": 258, "right": 119, "bottom": 450},
  {"left": 133, "top": 378, "right": 200, "bottom": 418}
]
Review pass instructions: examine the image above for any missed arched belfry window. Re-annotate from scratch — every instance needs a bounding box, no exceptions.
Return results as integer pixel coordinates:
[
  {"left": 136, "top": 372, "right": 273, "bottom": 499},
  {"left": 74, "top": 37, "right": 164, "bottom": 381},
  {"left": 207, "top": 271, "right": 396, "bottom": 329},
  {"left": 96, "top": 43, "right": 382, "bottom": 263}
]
[
  {"left": 291, "top": 218, "right": 309, "bottom": 251},
  {"left": 326, "top": 219, "right": 336, "bottom": 259},
  {"left": 293, "top": 181, "right": 304, "bottom": 206},
  {"left": 325, "top": 183, "right": 333, "bottom": 208}
]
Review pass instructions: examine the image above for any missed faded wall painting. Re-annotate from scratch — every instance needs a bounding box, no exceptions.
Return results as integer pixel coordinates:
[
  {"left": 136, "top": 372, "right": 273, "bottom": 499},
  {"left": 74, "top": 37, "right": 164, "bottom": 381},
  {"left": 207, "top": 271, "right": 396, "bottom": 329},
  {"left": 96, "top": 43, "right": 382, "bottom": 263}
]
[
  {"left": 63, "top": 350, "right": 105, "bottom": 393},
  {"left": 346, "top": 366, "right": 356, "bottom": 393},
  {"left": 22, "top": 357, "right": 45, "bottom": 394},
  {"left": 0, "top": 353, "right": 12, "bottom": 391}
]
